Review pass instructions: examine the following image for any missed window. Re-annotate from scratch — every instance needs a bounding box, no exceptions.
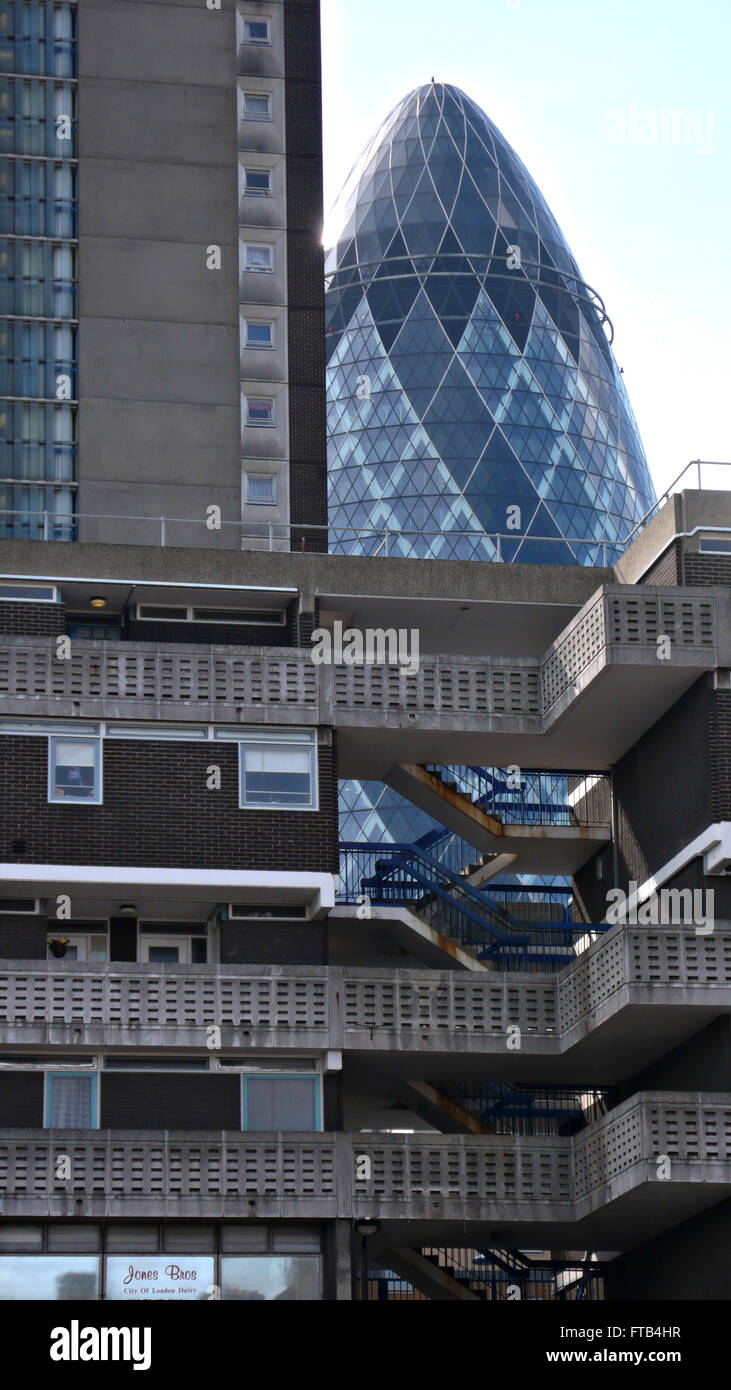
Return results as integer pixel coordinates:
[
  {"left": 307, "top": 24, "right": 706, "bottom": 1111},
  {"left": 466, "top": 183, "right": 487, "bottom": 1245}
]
[
  {"left": 243, "top": 167, "right": 272, "bottom": 198},
  {"left": 48, "top": 735, "right": 101, "bottom": 804},
  {"left": 45, "top": 1072, "right": 98, "bottom": 1129},
  {"left": 245, "top": 396, "right": 274, "bottom": 427},
  {"left": 246, "top": 474, "right": 276, "bottom": 505},
  {"left": 134, "top": 605, "right": 285, "bottom": 627},
  {"left": 0, "top": 1257, "right": 99, "bottom": 1301},
  {"left": 242, "top": 1074, "right": 320, "bottom": 1131},
  {"left": 47, "top": 930, "right": 108, "bottom": 962},
  {"left": 244, "top": 243, "right": 273, "bottom": 274},
  {"left": 238, "top": 733, "right": 317, "bottom": 810},
  {"left": 699, "top": 537, "right": 731, "bottom": 555},
  {"left": 242, "top": 92, "right": 272, "bottom": 120},
  {"left": 104, "top": 1058, "right": 209, "bottom": 1072},
  {"left": 138, "top": 935, "right": 207, "bottom": 965},
  {"left": 220, "top": 1256, "right": 321, "bottom": 1300},
  {"left": 0, "top": 899, "right": 39, "bottom": 914},
  {"left": 0, "top": 583, "right": 58, "bottom": 601},
  {"left": 242, "top": 17, "right": 271, "bottom": 45},
  {"left": 244, "top": 320, "right": 274, "bottom": 349}
]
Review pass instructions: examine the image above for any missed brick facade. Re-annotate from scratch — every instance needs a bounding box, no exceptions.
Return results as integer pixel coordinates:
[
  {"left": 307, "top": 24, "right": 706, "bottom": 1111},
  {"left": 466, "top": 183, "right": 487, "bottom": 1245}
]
[{"left": 0, "top": 735, "right": 339, "bottom": 872}]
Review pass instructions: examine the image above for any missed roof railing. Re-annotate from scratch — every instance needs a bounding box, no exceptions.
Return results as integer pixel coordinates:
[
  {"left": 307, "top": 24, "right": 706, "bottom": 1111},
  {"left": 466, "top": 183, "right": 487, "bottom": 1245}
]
[{"left": 0, "top": 460, "right": 728, "bottom": 557}]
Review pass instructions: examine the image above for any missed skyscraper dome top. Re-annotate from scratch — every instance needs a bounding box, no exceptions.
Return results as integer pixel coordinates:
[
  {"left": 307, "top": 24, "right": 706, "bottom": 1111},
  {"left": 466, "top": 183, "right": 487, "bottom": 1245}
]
[{"left": 326, "top": 82, "right": 655, "bottom": 563}]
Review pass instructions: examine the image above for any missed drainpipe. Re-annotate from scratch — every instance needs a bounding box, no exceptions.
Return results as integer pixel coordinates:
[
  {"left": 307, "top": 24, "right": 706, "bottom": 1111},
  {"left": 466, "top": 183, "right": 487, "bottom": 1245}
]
[{"left": 610, "top": 769, "right": 620, "bottom": 902}]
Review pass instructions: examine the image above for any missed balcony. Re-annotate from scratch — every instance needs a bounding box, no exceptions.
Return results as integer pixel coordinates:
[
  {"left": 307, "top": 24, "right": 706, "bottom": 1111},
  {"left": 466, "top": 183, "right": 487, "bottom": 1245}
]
[
  {"left": 0, "top": 1095, "right": 729, "bottom": 1247},
  {"left": 0, "top": 584, "right": 719, "bottom": 768},
  {"left": 0, "top": 925, "right": 729, "bottom": 1080}
]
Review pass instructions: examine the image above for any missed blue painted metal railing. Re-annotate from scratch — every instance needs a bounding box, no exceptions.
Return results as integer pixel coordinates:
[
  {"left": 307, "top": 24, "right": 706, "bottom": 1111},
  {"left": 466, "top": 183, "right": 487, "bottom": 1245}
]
[
  {"left": 439, "top": 1080, "right": 612, "bottom": 1136},
  {"left": 338, "top": 842, "right": 606, "bottom": 970},
  {"left": 424, "top": 765, "right": 611, "bottom": 827}
]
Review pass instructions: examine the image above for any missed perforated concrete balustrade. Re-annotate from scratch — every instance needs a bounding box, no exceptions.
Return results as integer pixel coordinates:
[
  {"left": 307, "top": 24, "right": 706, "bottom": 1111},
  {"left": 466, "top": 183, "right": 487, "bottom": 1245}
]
[
  {"left": 1, "top": 928, "right": 730, "bottom": 1051},
  {"left": 0, "top": 1096, "right": 729, "bottom": 1225},
  {"left": 0, "top": 586, "right": 718, "bottom": 729}
]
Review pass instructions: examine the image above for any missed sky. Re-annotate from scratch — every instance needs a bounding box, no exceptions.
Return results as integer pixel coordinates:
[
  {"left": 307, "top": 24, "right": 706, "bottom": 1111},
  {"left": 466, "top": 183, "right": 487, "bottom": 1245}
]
[{"left": 321, "top": 0, "right": 731, "bottom": 498}]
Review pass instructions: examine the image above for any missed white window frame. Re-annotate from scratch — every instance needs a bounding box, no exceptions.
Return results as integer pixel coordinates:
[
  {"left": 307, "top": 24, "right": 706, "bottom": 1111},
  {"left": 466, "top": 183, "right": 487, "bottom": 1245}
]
[
  {"left": 242, "top": 90, "right": 273, "bottom": 121},
  {"left": 0, "top": 898, "right": 39, "bottom": 914},
  {"left": 46, "top": 928, "right": 109, "bottom": 963},
  {"left": 244, "top": 319, "right": 275, "bottom": 350},
  {"left": 240, "top": 1071, "right": 323, "bottom": 1133},
  {"left": 138, "top": 935, "right": 198, "bottom": 965},
  {"left": 242, "top": 16, "right": 271, "bottom": 46},
  {"left": 44, "top": 1069, "right": 100, "bottom": 1130},
  {"left": 132, "top": 603, "right": 286, "bottom": 627},
  {"left": 243, "top": 167, "right": 273, "bottom": 198},
  {"left": 243, "top": 242, "right": 274, "bottom": 274},
  {"left": 236, "top": 731, "right": 318, "bottom": 812},
  {"left": 245, "top": 395, "right": 275, "bottom": 427},
  {"left": 699, "top": 536, "right": 731, "bottom": 555},
  {"left": 0, "top": 583, "right": 59, "bottom": 602},
  {"left": 48, "top": 734, "right": 103, "bottom": 806},
  {"left": 245, "top": 473, "right": 277, "bottom": 506}
]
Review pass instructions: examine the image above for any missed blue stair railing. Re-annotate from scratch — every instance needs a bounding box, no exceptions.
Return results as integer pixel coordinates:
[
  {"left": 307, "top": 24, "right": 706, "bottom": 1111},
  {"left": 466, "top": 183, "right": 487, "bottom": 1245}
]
[
  {"left": 424, "top": 765, "right": 610, "bottom": 827},
  {"left": 339, "top": 842, "right": 606, "bottom": 971},
  {"left": 438, "top": 1080, "right": 612, "bottom": 1136}
]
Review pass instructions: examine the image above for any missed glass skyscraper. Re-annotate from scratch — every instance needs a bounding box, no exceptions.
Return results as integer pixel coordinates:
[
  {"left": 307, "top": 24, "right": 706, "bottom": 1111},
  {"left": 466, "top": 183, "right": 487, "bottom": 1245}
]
[
  {"left": 326, "top": 82, "right": 655, "bottom": 565},
  {"left": 0, "top": 0, "right": 78, "bottom": 539},
  {"left": 326, "top": 81, "right": 656, "bottom": 848}
]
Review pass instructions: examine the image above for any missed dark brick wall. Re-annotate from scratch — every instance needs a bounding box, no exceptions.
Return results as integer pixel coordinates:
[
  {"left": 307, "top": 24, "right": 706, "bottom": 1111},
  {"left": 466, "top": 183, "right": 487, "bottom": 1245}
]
[
  {"left": 0, "top": 1071, "right": 43, "bottom": 1126},
  {"left": 617, "top": 1017, "right": 731, "bottom": 1100},
  {"left": 710, "top": 690, "right": 731, "bottom": 821},
  {"left": 0, "top": 601, "right": 65, "bottom": 636},
  {"left": 284, "top": 0, "right": 327, "bottom": 547},
  {"left": 641, "top": 541, "right": 681, "bottom": 586},
  {"left": 606, "top": 1199, "right": 731, "bottom": 1300},
  {"left": 101, "top": 1074, "right": 240, "bottom": 1130},
  {"left": 110, "top": 918, "right": 137, "bottom": 963},
  {"left": 0, "top": 736, "right": 339, "bottom": 871},
  {"left": 295, "top": 601, "right": 319, "bottom": 647},
  {"left": 684, "top": 553, "right": 731, "bottom": 587},
  {"left": 0, "top": 915, "right": 46, "bottom": 959},
  {"left": 574, "top": 678, "right": 716, "bottom": 919},
  {"left": 221, "top": 921, "right": 327, "bottom": 965},
  {"left": 127, "top": 604, "right": 296, "bottom": 649}
]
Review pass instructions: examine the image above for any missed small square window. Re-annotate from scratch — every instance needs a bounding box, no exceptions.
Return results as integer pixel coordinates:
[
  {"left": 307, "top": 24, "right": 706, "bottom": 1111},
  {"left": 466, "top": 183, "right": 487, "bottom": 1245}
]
[
  {"left": 243, "top": 18, "right": 271, "bottom": 45},
  {"left": 48, "top": 736, "right": 101, "bottom": 804},
  {"left": 245, "top": 320, "right": 274, "bottom": 349},
  {"left": 244, "top": 243, "right": 273, "bottom": 273},
  {"left": 243, "top": 1075, "right": 320, "bottom": 1131},
  {"left": 45, "top": 1073, "right": 98, "bottom": 1129},
  {"left": 239, "top": 735, "right": 317, "bottom": 810},
  {"left": 245, "top": 397, "right": 274, "bottom": 427},
  {"left": 246, "top": 474, "right": 276, "bottom": 505},
  {"left": 244, "top": 167, "right": 272, "bottom": 198},
  {"left": 242, "top": 91, "right": 272, "bottom": 121}
]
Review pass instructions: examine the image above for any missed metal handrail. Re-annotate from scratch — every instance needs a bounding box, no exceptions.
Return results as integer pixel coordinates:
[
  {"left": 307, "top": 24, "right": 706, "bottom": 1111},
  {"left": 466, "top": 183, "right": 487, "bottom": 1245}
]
[
  {"left": 1, "top": 460, "right": 728, "bottom": 553},
  {"left": 621, "top": 458, "right": 731, "bottom": 545},
  {"left": 325, "top": 252, "right": 614, "bottom": 340}
]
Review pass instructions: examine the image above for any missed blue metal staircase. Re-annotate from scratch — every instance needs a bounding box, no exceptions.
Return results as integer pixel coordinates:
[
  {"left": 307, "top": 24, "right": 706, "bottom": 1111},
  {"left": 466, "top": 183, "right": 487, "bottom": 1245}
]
[{"left": 339, "top": 841, "right": 606, "bottom": 971}]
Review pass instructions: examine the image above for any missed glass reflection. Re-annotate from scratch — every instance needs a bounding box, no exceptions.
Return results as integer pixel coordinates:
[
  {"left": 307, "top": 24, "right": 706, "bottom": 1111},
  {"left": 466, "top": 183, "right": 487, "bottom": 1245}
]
[
  {"left": 221, "top": 1256, "right": 321, "bottom": 1301},
  {"left": 0, "top": 1256, "right": 98, "bottom": 1299}
]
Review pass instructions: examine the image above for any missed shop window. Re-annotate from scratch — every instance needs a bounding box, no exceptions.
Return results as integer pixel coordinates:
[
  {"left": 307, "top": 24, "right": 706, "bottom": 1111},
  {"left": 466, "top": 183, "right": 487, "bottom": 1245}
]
[
  {"left": 0, "top": 1256, "right": 98, "bottom": 1300},
  {"left": 220, "top": 1255, "right": 321, "bottom": 1301}
]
